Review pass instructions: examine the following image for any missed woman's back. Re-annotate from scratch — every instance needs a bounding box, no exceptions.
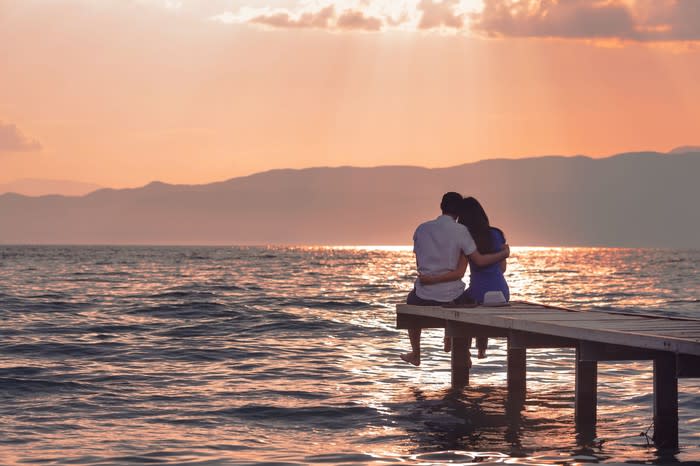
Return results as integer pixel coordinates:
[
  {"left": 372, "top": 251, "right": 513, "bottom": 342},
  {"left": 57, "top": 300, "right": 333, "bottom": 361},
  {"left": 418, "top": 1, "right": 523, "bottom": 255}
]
[{"left": 467, "top": 227, "right": 510, "bottom": 303}]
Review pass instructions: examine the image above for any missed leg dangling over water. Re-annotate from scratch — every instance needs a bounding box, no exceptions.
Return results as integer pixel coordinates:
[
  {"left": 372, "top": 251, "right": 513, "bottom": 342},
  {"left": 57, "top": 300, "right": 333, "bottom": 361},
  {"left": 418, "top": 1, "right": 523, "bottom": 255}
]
[{"left": 401, "top": 328, "right": 421, "bottom": 366}]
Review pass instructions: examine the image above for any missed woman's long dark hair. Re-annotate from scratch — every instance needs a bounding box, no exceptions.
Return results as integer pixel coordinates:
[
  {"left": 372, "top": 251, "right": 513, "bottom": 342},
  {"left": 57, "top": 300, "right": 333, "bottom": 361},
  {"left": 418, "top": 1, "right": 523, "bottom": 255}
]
[{"left": 458, "top": 197, "right": 495, "bottom": 254}]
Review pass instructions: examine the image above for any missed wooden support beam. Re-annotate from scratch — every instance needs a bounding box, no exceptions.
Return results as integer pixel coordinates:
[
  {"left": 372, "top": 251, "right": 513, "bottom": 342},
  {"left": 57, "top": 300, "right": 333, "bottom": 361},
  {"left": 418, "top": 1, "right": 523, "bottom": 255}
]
[
  {"left": 508, "top": 330, "right": 576, "bottom": 349},
  {"left": 445, "top": 321, "right": 508, "bottom": 338},
  {"left": 678, "top": 354, "right": 700, "bottom": 378},
  {"left": 653, "top": 353, "right": 679, "bottom": 449},
  {"left": 396, "top": 313, "right": 445, "bottom": 330},
  {"left": 507, "top": 333, "right": 527, "bottom": 402},
  {"left": 575, "top": 346, "right": 597, "bottom": 426},
  {"left": 451, "top": 336, "right": 471, "bottom": 388},
  {"left": 579, "top": 341, "right": 662, "bottom": 361}
]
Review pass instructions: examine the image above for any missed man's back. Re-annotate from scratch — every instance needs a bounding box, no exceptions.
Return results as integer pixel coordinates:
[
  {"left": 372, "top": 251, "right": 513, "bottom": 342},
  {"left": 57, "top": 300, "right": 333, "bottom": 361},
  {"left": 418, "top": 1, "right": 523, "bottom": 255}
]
[{"left": 413, "top": 215, "right": 476, "bottom": 302}]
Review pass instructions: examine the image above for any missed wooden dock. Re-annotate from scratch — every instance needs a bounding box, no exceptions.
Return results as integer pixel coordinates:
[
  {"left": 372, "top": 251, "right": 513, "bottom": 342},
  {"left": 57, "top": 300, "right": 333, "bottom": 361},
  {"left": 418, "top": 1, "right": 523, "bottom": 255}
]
[{"left": 396, "top": 301, "right": 700, "bottom": 450}]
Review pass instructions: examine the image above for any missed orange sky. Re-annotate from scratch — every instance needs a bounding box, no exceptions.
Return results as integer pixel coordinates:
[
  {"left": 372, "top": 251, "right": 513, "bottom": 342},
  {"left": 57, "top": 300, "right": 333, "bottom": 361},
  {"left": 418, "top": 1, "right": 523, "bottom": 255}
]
[{"left": 1, "top": 0, "right": 699, "bottom": 188}]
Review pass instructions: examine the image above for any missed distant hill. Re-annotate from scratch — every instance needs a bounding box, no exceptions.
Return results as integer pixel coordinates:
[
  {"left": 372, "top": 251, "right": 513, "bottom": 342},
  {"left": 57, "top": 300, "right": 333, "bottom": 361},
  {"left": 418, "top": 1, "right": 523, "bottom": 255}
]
[
  {"left": 1, "top": 152, "right": 699, "bottom": 247},
  {"left": 0, "top": 179, "right": 102, "bottom": 197},
  {"left": 669, "top": 146, "right": 700, "bottom": 154}
]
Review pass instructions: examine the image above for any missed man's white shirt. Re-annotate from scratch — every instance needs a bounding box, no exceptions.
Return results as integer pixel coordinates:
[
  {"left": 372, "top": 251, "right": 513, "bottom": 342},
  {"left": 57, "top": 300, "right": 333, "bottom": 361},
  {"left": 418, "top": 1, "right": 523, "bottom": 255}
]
[{"left": 413, "top": 215, "right": 477, "bottom": 302}]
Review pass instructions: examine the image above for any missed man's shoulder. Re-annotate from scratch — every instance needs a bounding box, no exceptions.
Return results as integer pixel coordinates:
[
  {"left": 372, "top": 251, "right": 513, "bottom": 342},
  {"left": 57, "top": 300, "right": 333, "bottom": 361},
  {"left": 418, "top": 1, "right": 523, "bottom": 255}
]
[
  {"left": 414, "top": 217, "right": 439, "bottom": 232},
  {"left": 415, "top": 216, "right": 467, "bottom": 236}
]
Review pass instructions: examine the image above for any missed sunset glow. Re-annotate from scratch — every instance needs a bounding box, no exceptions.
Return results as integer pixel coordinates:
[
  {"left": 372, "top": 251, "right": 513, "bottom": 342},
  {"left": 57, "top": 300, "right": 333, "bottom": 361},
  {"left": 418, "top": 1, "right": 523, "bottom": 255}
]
[{"left": 1, "top": 0, "right": 699, "bottom": 190}]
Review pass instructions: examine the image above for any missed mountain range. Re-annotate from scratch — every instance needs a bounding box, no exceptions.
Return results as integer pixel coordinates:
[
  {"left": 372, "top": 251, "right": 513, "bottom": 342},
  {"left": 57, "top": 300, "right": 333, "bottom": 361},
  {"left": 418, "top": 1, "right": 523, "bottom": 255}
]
[
  {"left": 1, "top": 151, "right": 699, "bottom": 247},
  {"left": 0, "top": 179, "right": 102, "bottom": 197}
]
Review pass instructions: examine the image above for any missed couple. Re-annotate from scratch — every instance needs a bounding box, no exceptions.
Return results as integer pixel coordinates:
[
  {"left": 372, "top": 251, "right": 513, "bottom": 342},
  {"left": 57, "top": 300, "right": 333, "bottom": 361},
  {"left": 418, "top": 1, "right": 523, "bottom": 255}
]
[{"left": 401, "top": 192, "right": 510, "bottom": 367}]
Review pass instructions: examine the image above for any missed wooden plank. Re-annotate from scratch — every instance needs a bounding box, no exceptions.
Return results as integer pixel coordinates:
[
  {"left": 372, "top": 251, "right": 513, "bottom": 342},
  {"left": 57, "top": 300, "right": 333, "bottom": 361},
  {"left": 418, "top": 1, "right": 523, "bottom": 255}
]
[
  {"left": 624, "top": 329, "right": 700, "bottom": 333},
  {"left": 628, "top": 332, "right": 700, "bottom": 341},
  {"left": 515, "top": 315, "right": 647, "bottom": 322},
  {"left": 558, "top": 324, "right": 700, "bottom": 338},
  {"left": 579, "top": 341, "right": 663, "bottom": 361},
  {"left": 512, "top": 311, "right": 637, "bottom": 318},
  {"left": 558, "top": 328, "right": 700, "bottom": 336},
  {"left": 561, "top": 323, "right": 700, "bottom": 332},
  {"left": 637, "top": 330, "right": 700, "bottom": 337},
  {"left": 567, "top": 320, "right": 700, "bottom": 327}
]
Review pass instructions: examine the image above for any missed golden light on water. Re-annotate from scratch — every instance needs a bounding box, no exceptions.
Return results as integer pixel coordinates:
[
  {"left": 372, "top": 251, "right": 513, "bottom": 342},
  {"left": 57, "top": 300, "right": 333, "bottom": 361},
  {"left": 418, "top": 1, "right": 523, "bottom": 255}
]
[{"left": 325, "top": 245, "right": 414, "bottom": 252}]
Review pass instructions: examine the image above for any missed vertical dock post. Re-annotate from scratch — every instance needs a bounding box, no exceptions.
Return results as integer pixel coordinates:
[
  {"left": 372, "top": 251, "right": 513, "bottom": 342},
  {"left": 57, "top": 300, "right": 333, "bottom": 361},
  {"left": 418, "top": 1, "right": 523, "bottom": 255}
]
[
  {"left": 653, "top": 353, "right": 678, "bottom": 449},
  {"left": 575, "top": 345, "right": 597, "bottom": 441},
  {"left": 451, "top": 336, "right": 470, "bottom": 388},
  {"left": 507, "top": 332, "right": 527, "bottom": 406}
]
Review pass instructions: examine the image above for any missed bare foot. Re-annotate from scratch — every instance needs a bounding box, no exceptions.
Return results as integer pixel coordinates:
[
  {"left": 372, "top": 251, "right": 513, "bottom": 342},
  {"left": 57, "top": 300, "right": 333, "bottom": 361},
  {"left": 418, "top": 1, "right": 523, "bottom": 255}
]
[
  {"left": 443, "top": 336, "right": 451, "bottom": 353},
  {"left": 400, "top": 352, "right": 420, "bottom": 366}
]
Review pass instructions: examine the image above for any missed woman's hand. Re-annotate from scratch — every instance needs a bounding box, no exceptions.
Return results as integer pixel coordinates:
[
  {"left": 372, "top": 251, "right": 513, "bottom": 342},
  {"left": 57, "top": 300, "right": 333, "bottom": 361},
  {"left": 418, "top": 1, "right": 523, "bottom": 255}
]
[
  {"left": 418, "top": 273, "right": 440, "bottom": 285},
  {"left": 418, "top": 254, "right": 468, "bottom": 285}
]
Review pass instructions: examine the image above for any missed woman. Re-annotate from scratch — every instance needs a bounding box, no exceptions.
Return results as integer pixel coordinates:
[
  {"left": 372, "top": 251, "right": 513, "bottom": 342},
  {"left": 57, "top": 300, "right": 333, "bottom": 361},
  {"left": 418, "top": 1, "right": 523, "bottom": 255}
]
[{"left": 420, "top": 197, "right": 509, "bottom": 358}]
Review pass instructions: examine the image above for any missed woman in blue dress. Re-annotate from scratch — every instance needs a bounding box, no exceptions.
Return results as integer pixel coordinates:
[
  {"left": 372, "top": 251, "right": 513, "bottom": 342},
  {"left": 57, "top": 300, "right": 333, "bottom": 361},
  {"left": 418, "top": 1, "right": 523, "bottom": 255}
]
[{"left": 420, "top": 196, "right": 509, "bottom": 358}]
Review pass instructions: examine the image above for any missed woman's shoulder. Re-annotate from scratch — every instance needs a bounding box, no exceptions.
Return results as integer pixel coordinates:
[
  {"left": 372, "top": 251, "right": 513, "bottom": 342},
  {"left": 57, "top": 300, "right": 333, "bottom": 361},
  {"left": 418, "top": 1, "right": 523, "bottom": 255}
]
[{"left": 490, "top": 226, "right": 506, "bottom": 243}]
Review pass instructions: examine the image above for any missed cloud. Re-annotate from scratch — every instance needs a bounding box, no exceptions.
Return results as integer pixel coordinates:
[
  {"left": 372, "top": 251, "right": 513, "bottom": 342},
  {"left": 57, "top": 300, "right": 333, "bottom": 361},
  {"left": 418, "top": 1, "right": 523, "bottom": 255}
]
[
  {"left": 418, "top": 0, "right": 465, "bottom": 30},
  {"left": 0, "top": 122, "right": 42, "bottom": 153},
  {"left": 647, "top": 0, "right": 700, "bottom": 41},
  {"left": 336, "top": 10, "right": 384, "bottom": 31},
  {"left": 209, "top": 0, "right": 700, "bottom": 42},
  {"left": 472, "top": 0, "right": 637, "bottom": 39},
  {"left": 249, "top": 5, "right": 336, "bottom": 29},
  {"left": 230, "top": 1, "right": 465, "bottom": 33},
  {"left": 228, "top": 4, "right": 385, "bottom": 32},
  {"left": 471, "top": 0, "right": 700, "bottom": 42}
]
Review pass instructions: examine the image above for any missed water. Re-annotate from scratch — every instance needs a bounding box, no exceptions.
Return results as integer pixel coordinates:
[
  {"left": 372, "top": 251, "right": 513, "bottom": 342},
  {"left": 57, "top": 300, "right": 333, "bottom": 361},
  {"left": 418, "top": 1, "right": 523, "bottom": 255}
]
[{"left": 0, "top": 246, "right": 698, "bottom": 465}]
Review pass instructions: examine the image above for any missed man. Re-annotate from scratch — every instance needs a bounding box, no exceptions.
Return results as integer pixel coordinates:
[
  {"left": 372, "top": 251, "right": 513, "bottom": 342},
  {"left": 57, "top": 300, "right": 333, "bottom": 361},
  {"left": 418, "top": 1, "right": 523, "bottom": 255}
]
[{"left": 401, "top": 192, "right": 510, "bottom": 366}]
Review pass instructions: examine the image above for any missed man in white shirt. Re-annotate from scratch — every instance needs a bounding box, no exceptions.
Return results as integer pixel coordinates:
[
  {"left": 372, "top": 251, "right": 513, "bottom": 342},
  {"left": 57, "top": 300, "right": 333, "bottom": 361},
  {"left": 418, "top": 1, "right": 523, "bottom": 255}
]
[{"left": 401, "top": 192, "right": 510, "bottom": 366}]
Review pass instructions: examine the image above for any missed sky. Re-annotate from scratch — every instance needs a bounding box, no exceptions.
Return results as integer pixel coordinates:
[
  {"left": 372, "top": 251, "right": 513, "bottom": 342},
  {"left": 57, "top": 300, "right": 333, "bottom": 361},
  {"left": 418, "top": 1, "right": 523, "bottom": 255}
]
[{"left": 1, "top": 0, "right": 699, "bottom": 188}]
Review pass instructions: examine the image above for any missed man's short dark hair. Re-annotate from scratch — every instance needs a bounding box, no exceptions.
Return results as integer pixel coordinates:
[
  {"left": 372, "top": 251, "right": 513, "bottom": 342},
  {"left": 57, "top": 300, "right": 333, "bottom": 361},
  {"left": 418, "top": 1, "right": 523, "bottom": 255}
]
[{"left": 440, "top": 192, "right": 463, "bottom": 216}]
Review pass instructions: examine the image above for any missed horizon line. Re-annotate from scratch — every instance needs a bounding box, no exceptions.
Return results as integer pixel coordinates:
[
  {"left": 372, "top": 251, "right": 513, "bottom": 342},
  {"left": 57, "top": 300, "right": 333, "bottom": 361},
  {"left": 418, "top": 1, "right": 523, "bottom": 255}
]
[{"left": 0, "top": 244, "right": 690, "bottom": 251}]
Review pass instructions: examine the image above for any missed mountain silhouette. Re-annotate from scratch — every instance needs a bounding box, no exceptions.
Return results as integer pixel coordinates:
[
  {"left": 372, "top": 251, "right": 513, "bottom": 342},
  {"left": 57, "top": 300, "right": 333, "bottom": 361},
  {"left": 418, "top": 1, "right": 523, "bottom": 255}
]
[
  {"left": 0, "top": 178, "right": 102, "bottom": 197},
  {"left": 669, "top": 146, "right": 700, "bottom": 154},
  {"left": 1, "top": 151, "right": 698, "bottom": 247}
]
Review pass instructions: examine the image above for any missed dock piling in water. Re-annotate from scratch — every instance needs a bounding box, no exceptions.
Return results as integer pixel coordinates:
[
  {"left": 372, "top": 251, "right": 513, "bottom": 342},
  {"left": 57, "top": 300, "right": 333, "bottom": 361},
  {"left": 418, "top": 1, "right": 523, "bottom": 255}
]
[
  {"left": 506, "top": 337, "right": 527, "bottom": 401},
  {"left": 450, "top": 336, "right": 470, "bottom": 388},
  {"left": 574, "top": 346, "right": 597, "bottom": 426},
  {"left": 653, "top": 353, "right": 679, "bottom": 449},
  {"left": 396, "top": 301, "right": 700, "bottom": 450}
]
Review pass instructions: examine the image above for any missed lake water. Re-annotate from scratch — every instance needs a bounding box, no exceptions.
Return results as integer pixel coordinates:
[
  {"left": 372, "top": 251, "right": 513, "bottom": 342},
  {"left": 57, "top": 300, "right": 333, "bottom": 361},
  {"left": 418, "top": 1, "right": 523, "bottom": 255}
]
[{"left": 0, "top": 246, "right": 698, "bottom": 465}]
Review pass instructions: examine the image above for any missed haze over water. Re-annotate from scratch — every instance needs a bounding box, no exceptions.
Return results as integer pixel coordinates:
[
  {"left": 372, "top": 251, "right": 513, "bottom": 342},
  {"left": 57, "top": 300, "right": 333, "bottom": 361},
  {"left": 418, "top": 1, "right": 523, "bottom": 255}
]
[{"left": 0, "top": 246, "right": 698, "bottom": 465}]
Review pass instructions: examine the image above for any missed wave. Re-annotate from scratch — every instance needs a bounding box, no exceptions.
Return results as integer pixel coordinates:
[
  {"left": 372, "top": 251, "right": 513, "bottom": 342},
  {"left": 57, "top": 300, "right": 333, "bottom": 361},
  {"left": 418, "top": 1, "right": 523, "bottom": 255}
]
[
  {"left": 214, "top": 404, "right": 382, "bottom": 429},
  {"left": 0, "top": 377, "right": 90, "bottom": 394}
]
